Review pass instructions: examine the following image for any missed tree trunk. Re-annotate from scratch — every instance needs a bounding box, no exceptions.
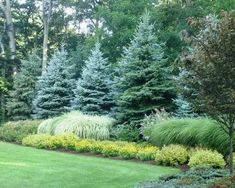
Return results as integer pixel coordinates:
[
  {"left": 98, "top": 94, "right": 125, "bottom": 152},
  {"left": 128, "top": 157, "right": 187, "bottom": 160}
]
[
  {"left": 4, "top": 0, "right": 16, "bottom": 60},
  {"left": 42, "top": 0, "right": 52, "bottom": 72},
  {"left": 42, "top": 21, "right": 49, "bottom": 71},
  {"left": 229, "top": 127, "right": 234, "bottom": 175}
]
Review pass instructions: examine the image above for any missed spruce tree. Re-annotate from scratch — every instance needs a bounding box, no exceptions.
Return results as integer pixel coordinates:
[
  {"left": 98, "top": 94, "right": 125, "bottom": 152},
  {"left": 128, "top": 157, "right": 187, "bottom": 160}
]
[
  {"left": 72, "top": 43, "right": 114, "bottom": 115},
  {"left": 173, "top": 95, "right": 194, "bottom": 118},
  {"left": 6, "top": 53, "right": 41, "bottom": 120},
  {"left": 33, "top": 50, "right": 75, "bottom": 119},
  {"left": 116, "top": 12, "right": 175, "bottom": 124}
]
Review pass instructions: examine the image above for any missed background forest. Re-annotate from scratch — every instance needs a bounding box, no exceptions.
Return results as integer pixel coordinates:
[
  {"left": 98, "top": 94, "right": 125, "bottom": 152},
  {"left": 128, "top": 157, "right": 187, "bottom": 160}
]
[
  {"left": 0, "top": 0, "right": 234, "bottom": 139},
  {"left": 0, "top": 1, "right": 235, "bottom": 187}
]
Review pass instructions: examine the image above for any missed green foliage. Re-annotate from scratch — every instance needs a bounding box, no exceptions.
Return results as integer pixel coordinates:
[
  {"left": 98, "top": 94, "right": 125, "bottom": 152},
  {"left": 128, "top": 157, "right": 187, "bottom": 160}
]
[
  {"left": 136, "top": 167, "right": 229, "bottom": 188},
  {"left": 0, "top": 77, "right": 8, "bottom": 93},
  {"left": 0, "top": 120, "right": 41, "bottom": 143},
  {"left": 110, "top": 124, "right": 141, "bottom": 142},
  {"left": 189, "top": 149, "right": 225, "bottom": 168},
  {"left": 156, "top": 145, "right": 189, "bottom": 166},
  {"left": 72, "top": 43, "right": 114, "bottom": 115},
  {"left": 37, "top": 111, "right": 114, "bottom": 140},
  {"left": 22, "top": 134, "right": 79, "bottom": 150},
  {"left": 116, "top": 12, "right": 175, "bottom": 125},
  {"left": 6, "top": 53, "right": 41, "bottom": 120},
  {"left": 33, "top": 50, "right": 76, "bottom": 119},
  {"left": 147, "top": 118, "right": 230, "bottom": 155}
]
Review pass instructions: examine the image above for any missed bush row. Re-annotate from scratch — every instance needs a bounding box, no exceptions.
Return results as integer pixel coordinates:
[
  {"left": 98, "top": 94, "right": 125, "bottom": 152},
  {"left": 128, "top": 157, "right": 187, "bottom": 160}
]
[
  {"left": 145, "top": 118, "right": 230, "bottom": 155},
  {"left": 38, "top": 111, "right": 114, "bottom": 140},
  {"left": 157, "top": 145, "right": 225, "bottom": 168},
  {"left": 22, "top": 134, "right": 225, "bottom": 168},
  {"left": 0, "top": 120, "right": 41, "bottom": 143},
  {"left": 22, "top": 134, "right": 159, "bottom": 161}
]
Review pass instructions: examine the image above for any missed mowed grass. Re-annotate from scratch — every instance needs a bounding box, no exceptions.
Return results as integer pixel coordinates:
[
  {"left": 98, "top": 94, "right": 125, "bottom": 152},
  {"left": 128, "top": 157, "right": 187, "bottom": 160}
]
[{"left": 0, "top": 142, "right": 178, "bottom": 188}]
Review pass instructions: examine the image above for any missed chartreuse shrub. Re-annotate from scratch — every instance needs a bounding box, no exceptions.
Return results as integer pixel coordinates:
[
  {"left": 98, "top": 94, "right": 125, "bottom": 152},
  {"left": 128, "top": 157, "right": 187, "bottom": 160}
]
[
  {"left": 156, "top": 145, "right": 189, "bottom": 166},
  {"left": 0, "top": 120, "right": 41, "bottom": 143},
  {"left": 22, "top": 134, "right": 160, "bottom": 161},
  {"left": 136, "top": 146, "right": 159, "bottom": 161},
  {"left": 147, "top": 118, "right": 229, "bottom": 155},
  {"left": 189, "top": 149, "right": 225, "bottom": 168},
  {"left": 22, "top": 134, "right": 79, "bottom": 150},
  {"left": 38, "top": 111, "right": 114, "bottom": 140}
]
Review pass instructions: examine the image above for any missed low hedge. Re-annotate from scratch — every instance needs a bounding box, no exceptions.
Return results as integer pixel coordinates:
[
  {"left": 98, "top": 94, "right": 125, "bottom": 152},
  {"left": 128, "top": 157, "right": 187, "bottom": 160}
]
[
  {"left": 22, "top": 134, "right": 225, "bottom": 168},
  {"left": 146, "top": 118, "right": 230, "bottom": 155},
  {"left": 0, "top": 120, "right": 41, "bottom": 143},
  {"left": 22, "top": 134, "right": 159, "bottom": 161},
  {"left": 22, "top": 134, "right": 79, "bottom": 150}
]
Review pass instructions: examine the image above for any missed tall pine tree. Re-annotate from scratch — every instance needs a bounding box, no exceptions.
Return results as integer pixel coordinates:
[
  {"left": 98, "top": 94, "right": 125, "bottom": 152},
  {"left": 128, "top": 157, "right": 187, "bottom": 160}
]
[
  {"left": 33, "top": 50, "right": 75, "bottom": 119},
  {"left": 6, "top": 53, "right": 41, "bottom": 120},
  {"left": 116, "top": 12, "right": 175, "bottom": 124},
  {"left": 72, "top": 43, "right": 114, "bottom": 115}
]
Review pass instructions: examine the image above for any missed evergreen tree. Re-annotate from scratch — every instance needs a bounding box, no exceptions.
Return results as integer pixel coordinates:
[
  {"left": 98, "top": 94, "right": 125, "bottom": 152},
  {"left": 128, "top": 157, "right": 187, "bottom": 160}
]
[
  {"left": 173, "top": 95, "right": 194, "bottom": 118},
  {"left": 72, "top": 43, "right": 114, "bottom": 115},
  {"left": 6, "top": 53, "right": 41, "bottom": 120},
  {"left": 33, "top": 50, "right": 75, "bottom": 119},
  {"left": 116, "top": 12, "right": 175, "bottom": 124}
]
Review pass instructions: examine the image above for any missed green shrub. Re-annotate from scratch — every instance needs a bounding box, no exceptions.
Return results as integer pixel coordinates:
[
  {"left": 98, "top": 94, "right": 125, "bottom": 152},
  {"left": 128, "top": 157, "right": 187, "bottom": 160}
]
[
  {"left": 0, "top": 120, "right": 41, "bottom": 143},
  {"left": 156, "top": 145, "right": 189, "bottom": 166},
  {"left": 110, "top": 124, "right": 141, "bottom": 142},
  {"left": 136, "top": 146, "right": 159, "bottom": 161},
  {"left": 75, "top": 139, "right": 95, "bottom": 152},
  {"left": 148, "top": 118, "right": 229, "bottom": 155},
  {"left": 38, "top": 111, "right": 115, "bottom": 140},
  {"left": 118, "top": 144, "right": 139, "bottom": 159},
  {"left": 188, "top": 149, "right": 225, "bottom": 168},
  {"left": 22, "top": 134, "right": 79, "bottom": 150}
]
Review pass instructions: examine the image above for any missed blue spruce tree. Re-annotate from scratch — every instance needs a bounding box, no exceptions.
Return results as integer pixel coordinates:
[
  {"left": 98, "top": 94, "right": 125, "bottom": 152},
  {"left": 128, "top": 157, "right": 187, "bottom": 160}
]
[
  {"left": 6, "top": 52, "right": 41, "bottom": 120},
  {"left": 173, "top": 95, "right": 194, "bottom": 118},
  {"left": 116, "top": 12, "right": 175, "bottom": 124},
  {"left": 33, "top": 50, "right": 75, "bottom": 119},
  {"left": 72, "top": 43, "right": 114, "bottom": 115}
]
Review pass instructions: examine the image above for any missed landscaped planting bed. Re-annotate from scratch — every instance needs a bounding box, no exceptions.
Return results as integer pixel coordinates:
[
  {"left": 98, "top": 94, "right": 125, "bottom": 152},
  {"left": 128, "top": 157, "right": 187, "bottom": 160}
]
[{"left": 22, "top": 134, "right": 226, "bottom": 168}]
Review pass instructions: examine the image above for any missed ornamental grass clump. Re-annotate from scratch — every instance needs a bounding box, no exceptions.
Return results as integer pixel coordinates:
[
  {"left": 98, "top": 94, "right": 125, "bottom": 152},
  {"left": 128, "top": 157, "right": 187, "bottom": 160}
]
[
  {"left": 38, "top": 111, "right": 115, "bottom": 140},
  {"left": 148, "top": 118, "right": 229, "bottom": 155}
]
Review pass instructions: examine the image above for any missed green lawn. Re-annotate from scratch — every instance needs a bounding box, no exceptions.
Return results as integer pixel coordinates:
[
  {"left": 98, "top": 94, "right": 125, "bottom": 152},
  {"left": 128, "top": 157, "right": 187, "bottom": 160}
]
[{"left": 0, "top": 142, "right": 179, "bottom": 188}]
